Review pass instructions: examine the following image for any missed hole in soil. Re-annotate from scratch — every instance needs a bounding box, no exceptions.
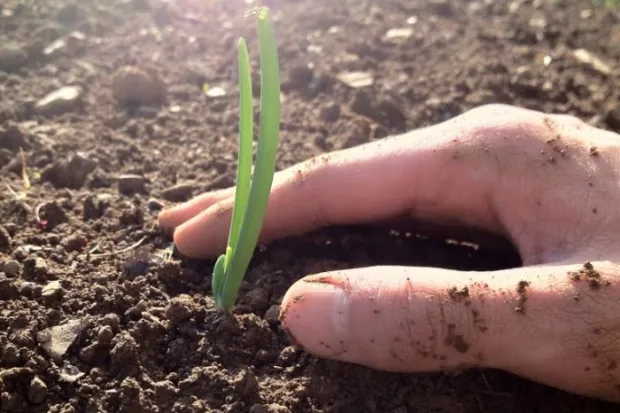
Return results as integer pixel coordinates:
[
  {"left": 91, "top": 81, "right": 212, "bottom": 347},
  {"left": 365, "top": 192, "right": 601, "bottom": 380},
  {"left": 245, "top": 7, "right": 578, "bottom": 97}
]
[{"left": 258, "top": 220, "right": 522, "bottom": 274}]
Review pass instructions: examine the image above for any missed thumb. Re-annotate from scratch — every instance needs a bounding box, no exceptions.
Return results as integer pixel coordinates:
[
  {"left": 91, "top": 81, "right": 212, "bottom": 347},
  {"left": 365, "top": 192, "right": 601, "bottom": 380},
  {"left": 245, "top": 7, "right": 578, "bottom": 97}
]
[
  {"left": 279, "top": 262, "right": 620, "bottom": 402},
  {"left": 279, "top": 265, "right": 503, "bottom": 372}
]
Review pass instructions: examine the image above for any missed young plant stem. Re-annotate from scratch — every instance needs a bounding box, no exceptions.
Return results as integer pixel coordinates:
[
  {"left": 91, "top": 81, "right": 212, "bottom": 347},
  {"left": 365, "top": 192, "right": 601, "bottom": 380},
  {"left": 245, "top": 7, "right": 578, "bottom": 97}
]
[{"left": 213, "top": 7, "right": 280, "bottom": 312}]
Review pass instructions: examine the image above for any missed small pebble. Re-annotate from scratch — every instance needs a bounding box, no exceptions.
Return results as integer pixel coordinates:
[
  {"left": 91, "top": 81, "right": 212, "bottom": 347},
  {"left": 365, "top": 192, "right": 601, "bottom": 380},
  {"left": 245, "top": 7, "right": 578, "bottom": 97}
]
[
  {"left": 2, "top": 260, "right": 20, "bottom": 277},
  {"left": 160, "top": 183, "right": 196, "bottom": 202},
  {"left": 34, "top": 258, "right": 48, "bottom": 276},
  {"left": 147, "top": 198, "right": 164, "bottom": 211},
  {"left": 278, "top": 346, "right": 298, "bottom": 365},
  {"left": 337, "top": 71, "right": 374, "bottom": 88},
  {"left": 111, "top": 66, "right": 167, "bottom": 106},
  {"left": 117, "top": 174, "right": 146, "bottom": 195},
  {"left": 264, "top": 305, "right": 280, "bottom": 323},
  {"left": 0, "top": 225, "right": 11, "bottom": 251},
  {"left": 319, "top": 101, "right": 340, "bottom": 123},
  {"left": 349, "top": 89, "right": 376, "bottom": 119},
  {"left": 1, "top": 343, "right": 20, "bottom": 365},
  {"left": 34, "top": 86, "right": 83, "bottom": 116},
  {"left": 61, "top": 234, "right": 87, "bottom": 252},
  {"left": 249, "top": 404, "right": 268, "bottom": 413},
  {"left": 102, "top": 313, "right": 120, "bottom": 332},
  {"left": 41, "top": 280, "right": 63, "bottom": 299},
  {"left": 97, "top": 325, "right": 114, "bottom": 345},
  {"left": 3, "top": 223, "right": 17, "bottom": 236},
  {"left": 27, "top": 376, "right": 48, "bottom": 404},
  {"left": 0, "top": 44, "right": 28, "bottom": 72},
  {"left": 0, "top": 122, "right": 26, "bottom": 151}
]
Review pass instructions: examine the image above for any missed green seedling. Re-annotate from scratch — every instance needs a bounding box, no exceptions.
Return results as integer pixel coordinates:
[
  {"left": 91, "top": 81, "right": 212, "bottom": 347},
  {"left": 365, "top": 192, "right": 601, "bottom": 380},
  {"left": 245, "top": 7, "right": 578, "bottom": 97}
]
[{"left": 212, "top": 6, "right": 281, "bottom": 313}]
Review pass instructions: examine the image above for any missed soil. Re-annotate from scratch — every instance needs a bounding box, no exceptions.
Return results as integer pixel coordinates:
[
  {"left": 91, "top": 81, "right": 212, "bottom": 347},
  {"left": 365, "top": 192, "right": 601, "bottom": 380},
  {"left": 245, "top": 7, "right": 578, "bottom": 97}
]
[{"left": 1, "top": 0, "right": 619, "bottom": 412}]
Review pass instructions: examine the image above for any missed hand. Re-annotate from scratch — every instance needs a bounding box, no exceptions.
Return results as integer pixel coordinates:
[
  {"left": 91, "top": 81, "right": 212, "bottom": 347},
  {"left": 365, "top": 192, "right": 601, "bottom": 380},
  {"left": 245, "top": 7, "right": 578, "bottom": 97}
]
[{"left": 158, "top": 104, "right": 620, "bottom": 403}]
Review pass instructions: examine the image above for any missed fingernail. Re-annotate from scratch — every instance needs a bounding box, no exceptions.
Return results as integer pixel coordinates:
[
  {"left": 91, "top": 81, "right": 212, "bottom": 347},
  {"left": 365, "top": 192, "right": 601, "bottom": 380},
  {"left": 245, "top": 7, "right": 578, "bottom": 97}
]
[{"left": 280, "top": 279, "right": 349, "bottom": 358}]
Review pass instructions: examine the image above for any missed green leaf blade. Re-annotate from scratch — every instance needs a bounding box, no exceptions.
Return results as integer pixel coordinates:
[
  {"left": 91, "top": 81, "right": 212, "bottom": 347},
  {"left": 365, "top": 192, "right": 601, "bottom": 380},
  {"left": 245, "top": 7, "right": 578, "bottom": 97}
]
[
  {"left": 212, "top": 254, "right": 226, "bottom": 309},
  {"left": 220, "top": 7, "right": 281, "bottom": 312},
  {"left": 225, "top": 37, "right": 254, "bottom": 263}
]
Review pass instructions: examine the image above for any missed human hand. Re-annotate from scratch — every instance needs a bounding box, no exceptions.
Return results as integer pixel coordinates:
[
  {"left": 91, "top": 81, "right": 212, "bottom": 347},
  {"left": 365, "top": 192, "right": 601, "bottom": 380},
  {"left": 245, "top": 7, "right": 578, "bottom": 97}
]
[{"left": 158, "top": 104, "right": 620, "bottom": 403}]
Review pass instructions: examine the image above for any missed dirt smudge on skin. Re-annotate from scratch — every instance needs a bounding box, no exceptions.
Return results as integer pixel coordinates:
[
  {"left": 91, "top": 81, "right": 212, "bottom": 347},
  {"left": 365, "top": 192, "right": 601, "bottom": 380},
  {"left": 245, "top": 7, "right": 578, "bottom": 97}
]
[
  {"left": 447, "top": 286, "right": 470, "bottom": 305},
  {"left": 444, "top": 323, "right": 470, "bottom": 353},
  {"left": 301, "top": 273, "right": 352, "bottom": 293}
]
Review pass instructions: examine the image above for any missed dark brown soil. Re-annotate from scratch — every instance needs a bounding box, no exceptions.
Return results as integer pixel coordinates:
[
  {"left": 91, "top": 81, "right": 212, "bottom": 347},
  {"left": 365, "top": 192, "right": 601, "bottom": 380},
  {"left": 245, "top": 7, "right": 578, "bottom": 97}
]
[{"left": 1, "top": 0, "right": 620, "bottom": 412}]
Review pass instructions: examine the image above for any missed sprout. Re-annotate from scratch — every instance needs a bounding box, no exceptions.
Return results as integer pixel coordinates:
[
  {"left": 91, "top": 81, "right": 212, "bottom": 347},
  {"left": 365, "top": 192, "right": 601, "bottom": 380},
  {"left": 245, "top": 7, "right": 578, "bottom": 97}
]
[{"left": 212, "top": 6, "right": 281, "bottom": 313}]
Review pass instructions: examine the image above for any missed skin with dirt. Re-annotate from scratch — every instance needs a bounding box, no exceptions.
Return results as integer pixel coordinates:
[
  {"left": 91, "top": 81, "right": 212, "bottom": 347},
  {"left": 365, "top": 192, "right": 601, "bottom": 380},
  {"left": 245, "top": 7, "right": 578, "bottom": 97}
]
[{"left": 1, "top": 0, "right": 620, "bottom": 412}]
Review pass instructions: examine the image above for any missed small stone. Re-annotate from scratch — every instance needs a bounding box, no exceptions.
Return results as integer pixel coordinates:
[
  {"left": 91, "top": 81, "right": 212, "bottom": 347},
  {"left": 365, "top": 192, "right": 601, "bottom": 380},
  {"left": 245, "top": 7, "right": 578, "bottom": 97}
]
[
  {"left": 205, "top": 86, "right": 227, "bottom": 98},
  {"left": 110, "top": 333, "right": 140, "bottom": 375},
  {"left": 605, "top": 104, "right": 620, "bottom": 131},
  {"left": 319, "top": 101, "right": 340, "bottom": 123},
  {"left": 0, "top": 278, "right": 19, "bottom": 300},
  {"left": 350, "top": 89, "right": 376, "bottom": 118},
  {"left": 1, "top": 343, "right": 20, "bottom": 365},
  {"left": 3, "top": 223, "right": 17, "bottom": 236},
  {"left": 3, "top": 260, "right": 20, "bottom": 277},
  {"left": 147, "top": 198, "right": 164, "bottom": 211},
  {"left": 41, "top": 280, "right": 63, "bottom": 299},
  {"left": 38, "top": 201, "right": 68, "bottom": 229},
  {"left": 159, "top": 183, "right": 196, "bottom": 202},
  {"left": 34, "top": 258, "right": 48, "bottom": 276},
  {"left": 266, "top": 404, "right": 291, "bottom": 413},
  {"left": 264, "top": 304, "right": 280, "bottom": 323},
  {"left": 79, "top": 344, "right": 96, "bottom": 364},
  {"left": 249, "top": 404, "right": 268, "bottom": 413},
  {"left": 111, "top": 66, "right": 167, "bottom": 106},
  {"left": 41, "top": 152, "right": 96, "bottom": 189},
  {"left": 61, "top": 234, "right": 87, "bottom": 252},
  {"left": 278, "top": 346, "right": 298, "bottom": 365},
  {"left": 117, "top": 174, "right": 146, "bottom": 195},
  {"left": 0, "top": 225, "right": 11, "bottom": 252},
  {"left": 287, "top": 63, "right": 314, "bottom": 91},
  {"left": 0, "top": 122, "right": 26, "bottom": 151},
  {"left": 83, "top": 194, "right": 109, "bottom": 221},
  {"left": 59, "top": 364, "right": 85, "bottom": 382},
  {"left": 102, "top": 313, "right": 120, "bottom": 332},
  {"left": 233, "top": 369, "right": 259, "bottom": 397},
  {"left": 384, "top": 27, "right": 413, "bottom": 41},
  {"left": 573, "top": 49, "right": 612, "bottom": 76},
  {"left": 97, "top": 325, "right": 114, "bottom": 345},
  {"left": 337, "top": 71, "right": 374, "bottom": 88},
  {"left": 246, "top": 288, "right": 269, "bottom": 311},
  {"left": 43, "top": 31, "right": 86, "bottom": 59},
  {"left": 154, "top": 380, "right": 178, "bottom": 400},
  {"left": 35, "top": 86, "right": 84, "bottom": 116},
  {"left": 27, "top": 376, "right": 48, "bottom": 404},
  {"left": 38, "top": 319, "right": 84, "bottom": 361},
  {"left": 1, "top": 392, "right": 19, "bottom": 411},
  {"left": 377, "top": 98, "right": 406, "bottom": 130},
  {"left": 0, "top": 44, "right": 28, "bottom": 72},
  {"left": 428, "top": 0, "right": 454, "bottom": 16}
]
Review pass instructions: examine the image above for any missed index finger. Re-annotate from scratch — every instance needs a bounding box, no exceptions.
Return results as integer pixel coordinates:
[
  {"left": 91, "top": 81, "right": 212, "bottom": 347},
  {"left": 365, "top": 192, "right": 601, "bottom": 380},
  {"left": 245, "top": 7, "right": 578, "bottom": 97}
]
[{"left": 163, "top": 105, "right": 521, "bottom": 259}]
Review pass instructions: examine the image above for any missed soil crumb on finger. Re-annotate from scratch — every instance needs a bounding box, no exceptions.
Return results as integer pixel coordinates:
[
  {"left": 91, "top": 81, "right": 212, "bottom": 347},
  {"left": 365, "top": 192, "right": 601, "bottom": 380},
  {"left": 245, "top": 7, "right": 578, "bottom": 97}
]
[
  {"left": 569, "top": 262, "right": 611, "bottom": 290},
  {"left": 515, "top": 280, "right": 530, "bottom": 314}
]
